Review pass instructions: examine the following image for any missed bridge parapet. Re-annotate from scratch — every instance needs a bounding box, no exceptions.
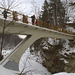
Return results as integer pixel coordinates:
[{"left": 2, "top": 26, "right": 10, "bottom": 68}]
[{"left": 0, "top": 7, "right": 75, "bottom": 35}]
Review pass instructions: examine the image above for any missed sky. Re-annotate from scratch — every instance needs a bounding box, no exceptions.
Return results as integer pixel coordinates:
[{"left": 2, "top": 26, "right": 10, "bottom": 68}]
[
  {"left": 0, "top": 0, "right": 44, "bottom": 17},
  {"left": 20, "top": 0, "right": 75, "bottom": 21},
  {"left": 20, "top": 0, "right": 44, "bottom": 16}
]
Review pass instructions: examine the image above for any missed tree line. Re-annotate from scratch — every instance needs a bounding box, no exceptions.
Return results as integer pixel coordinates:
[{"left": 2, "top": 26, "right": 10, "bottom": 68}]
[{"left": 39, "top": 0, "right": 75, "bottom": 27}]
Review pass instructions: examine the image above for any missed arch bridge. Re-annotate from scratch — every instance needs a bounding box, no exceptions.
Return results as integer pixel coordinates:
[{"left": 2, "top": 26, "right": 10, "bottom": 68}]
[{"left": 0, "top": 7, "right": 75, "bottom": 73}]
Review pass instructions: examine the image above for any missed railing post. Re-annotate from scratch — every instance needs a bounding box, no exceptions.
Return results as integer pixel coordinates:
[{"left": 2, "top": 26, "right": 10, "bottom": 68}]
[
  {"left": 12, "top": 11, "right": 18, "bottom": 21},
  {"left": 22, "top": 14, "right": 28, "bottom": 24}
]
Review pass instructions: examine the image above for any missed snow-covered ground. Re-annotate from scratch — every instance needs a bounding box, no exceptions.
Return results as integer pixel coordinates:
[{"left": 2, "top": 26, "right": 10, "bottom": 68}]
[
  {"left": 2, "top": 49, "right": 52, "bottom": 75},
  {"left": 2, "top": 47, "right": 75, "bottom": 75},
  {"left": 66, "top": 26, "right": 75, "bottom": 33},
  {"left": 53, "top": 72, "right": 75, "bottom": 75},
  {"left": 2, "top": 49, "right": 12, "bottom": 58}
]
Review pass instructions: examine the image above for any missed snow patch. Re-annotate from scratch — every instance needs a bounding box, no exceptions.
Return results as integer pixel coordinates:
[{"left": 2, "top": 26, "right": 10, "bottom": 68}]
[
  {"left": 19, "top": 48, "right": 52, "bottom": 75},
  {"left": 53, "top": 72, "right": 75, "bottom": 75}
]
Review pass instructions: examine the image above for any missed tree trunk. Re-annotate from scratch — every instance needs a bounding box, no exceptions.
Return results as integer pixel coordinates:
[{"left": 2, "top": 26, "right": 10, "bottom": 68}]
[
  {"left": 55, "top": 0, "right": 58, "bottom": 26},
  {"left": 0, "top": 20, "right": 6, "bottom": 61}
]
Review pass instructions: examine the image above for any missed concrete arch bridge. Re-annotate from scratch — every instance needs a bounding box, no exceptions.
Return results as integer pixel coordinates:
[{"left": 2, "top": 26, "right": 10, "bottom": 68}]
[{"left": 0, "top": 7, "right": 75, "bottom": 75}]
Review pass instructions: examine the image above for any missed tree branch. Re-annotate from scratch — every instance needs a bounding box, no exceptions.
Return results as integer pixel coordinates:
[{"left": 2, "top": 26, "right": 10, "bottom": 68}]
[{"left": 5, "top": 20, "right": 13, "bottom": 28}]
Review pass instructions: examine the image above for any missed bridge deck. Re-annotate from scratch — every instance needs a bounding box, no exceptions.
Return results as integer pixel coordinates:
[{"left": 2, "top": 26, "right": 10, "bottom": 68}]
[{"left": 0, "top": 18, "right": 75, "bottom": 40}]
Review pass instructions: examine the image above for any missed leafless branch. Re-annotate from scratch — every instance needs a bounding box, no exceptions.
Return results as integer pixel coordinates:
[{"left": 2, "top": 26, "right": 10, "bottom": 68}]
[
  {"left": 0, "top": 2, "right": 5, "bottom": 8},
  {"left": 8, "top": 0, "right": 20, "bottom": 9},
  {"left": 0, "top": 24, "right": 3, "bottom": 28},
  {"left": 0, "top": 20, "right": 4, "bottom": 27},
  {"left": 5, "top": 20, "right": 13, "bottom": 27},
  {"left": 30, "top": 0, "right": 40, "bottom": 18},
  {"left": 18, "top": 6, "right": 26, "bottom": 13},
  {"left": 0, "top": 0, "right": 21, "bottom": 10}
]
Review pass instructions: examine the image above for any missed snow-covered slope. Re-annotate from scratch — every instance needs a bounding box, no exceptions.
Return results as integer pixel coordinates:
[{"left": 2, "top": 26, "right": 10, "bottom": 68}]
[
  {"left": 19, "top": 48, "right": 52, "bottom": 75},
  {"left": 2, "top": 49, "right": 52, "bottom": 75}
]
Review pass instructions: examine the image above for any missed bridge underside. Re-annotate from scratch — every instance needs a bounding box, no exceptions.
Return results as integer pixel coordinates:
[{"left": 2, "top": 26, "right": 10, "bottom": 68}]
[{"left": 0, "top": 19, "right": 75, "bottom": 71}]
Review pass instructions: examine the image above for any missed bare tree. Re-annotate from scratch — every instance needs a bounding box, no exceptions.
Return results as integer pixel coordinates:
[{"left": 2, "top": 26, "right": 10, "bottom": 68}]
[
  {"left": 0, "top": 0, "right": 23, "bottom": 61},
  {"left": 0, "top": 15, "right": 14, "bottom": 61},
  {"left": 19, "top": 56, "right": 36, "bottom": 75},
  {"left": 69, "top": 1, "right": 75, "bottom": 22},
  {"left": 31, "top": 0, "right": 41, "bottom": 19},
  {"left": 62, "top": 0, "right": 75, "bottom": 22},
  {"left": 0, "top": 0, "right": 21, "bottom": 10}
]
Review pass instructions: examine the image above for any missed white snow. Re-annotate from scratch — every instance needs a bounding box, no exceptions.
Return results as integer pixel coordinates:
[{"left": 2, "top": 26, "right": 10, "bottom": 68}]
[
  {"left": 2, "top": 36, "right": 75, "bottom": 75},
  {"left": 2, "top": 49, "right": 51, "bottom": 75},
  {"left": 2, "top": 49, "right": 75, "bottom": 75},
  {"left": 18, "top": 35, "right": 26, "bottom": 39},
  {"left": 0, "top": 65, "right": 18, "bottom": 75},
  {"left": 53, "top": 72, "right": 75, "bottom": 75},
  {"left": 2, "top": 50, "right": 12, "bottom": 58},
  {"left": 66, "top": 26, "right": 75, "bottom": 33},
  {"left": 19, "top": 48, "right": 52, "bottom": 75},
  {"left": 60, "top": 39, "right": 75, "bottom": 56}
]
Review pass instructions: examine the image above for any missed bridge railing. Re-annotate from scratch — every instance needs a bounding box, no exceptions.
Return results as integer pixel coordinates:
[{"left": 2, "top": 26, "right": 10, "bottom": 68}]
[{"left": 0, "top": 7, "right": 75, "bottom": 35}]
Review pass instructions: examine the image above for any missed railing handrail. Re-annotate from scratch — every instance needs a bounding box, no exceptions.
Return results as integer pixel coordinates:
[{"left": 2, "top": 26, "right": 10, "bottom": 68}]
[{"left": 0, "top": 7, "right": 75, "bottom": 35}]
